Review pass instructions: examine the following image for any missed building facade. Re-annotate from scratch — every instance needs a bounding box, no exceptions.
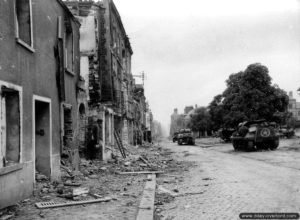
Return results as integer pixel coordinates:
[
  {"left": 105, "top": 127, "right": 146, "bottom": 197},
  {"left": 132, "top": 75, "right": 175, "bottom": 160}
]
[
  {"left": 64, "top": 0, "right": 140, "bottom": 159},
  {"left": 0, "top": 0, "right": 81, "bottom": 209},
  {"left": 169, "top": 108, "right": 185, "bottom": 137},
  {"left": 288, "top": 91, "right": 300, "bottom": 121}
]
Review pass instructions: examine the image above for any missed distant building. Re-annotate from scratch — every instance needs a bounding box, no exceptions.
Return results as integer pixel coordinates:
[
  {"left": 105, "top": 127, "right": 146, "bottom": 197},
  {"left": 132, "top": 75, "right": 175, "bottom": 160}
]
[
  {"left": 184, "top": 106, "right": 194, "bottom": 115},
  {"left": 169, "top": 108, "right": 185, "bottom": 137},
  {"left": 288, "top": 91, "right": 300, "bottom": 121}
]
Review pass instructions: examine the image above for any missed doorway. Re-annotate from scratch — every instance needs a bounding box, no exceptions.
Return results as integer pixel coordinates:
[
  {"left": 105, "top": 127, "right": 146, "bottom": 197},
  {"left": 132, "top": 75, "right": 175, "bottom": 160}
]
[{"left": 34, "top": 97, "right": 51, "bottom": 178}]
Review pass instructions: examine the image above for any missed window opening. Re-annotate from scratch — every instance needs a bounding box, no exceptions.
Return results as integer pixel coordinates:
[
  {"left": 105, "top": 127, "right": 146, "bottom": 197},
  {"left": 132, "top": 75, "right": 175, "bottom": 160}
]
[
  {"left": 16, "top": 0, "right": 32, "bottom": 46},
  {"left": 0, "top": 86, "right": 20, "bottom": 168}
]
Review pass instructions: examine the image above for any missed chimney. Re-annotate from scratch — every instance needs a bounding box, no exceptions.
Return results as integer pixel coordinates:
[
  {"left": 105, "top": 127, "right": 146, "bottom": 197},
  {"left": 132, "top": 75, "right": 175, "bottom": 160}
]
[
  {"left": 289, "top": 91, "right": 293, "bottom": 98},
  {"left": 174, "top": 108, "right": 178, "bottom": 114}
]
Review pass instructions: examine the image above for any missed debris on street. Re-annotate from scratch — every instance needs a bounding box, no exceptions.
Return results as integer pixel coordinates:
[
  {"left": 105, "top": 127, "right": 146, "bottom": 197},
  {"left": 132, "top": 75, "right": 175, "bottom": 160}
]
[
  {"left": 117, "top": 170, "right": 164, "bottom": 175},
  {"left": 35, "top": 197, "right": 112, "bottom": 209},
  {"left": 157, "top": 185, "right": 179, "bottom": 197},
  {"left": 2, "top": 142, "right": 194, "bottom": 219}
]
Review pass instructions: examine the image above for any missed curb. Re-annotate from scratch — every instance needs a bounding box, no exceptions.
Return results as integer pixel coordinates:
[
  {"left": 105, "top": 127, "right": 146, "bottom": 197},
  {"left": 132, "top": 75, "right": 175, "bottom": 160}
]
[{"left": 136, "top": 174, "right": 156, "bottom": 220}]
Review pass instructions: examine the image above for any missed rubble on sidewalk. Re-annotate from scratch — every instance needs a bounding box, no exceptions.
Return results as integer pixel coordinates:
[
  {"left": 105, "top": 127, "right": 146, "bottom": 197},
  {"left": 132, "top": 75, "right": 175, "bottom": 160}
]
[{"left": 3, "top": 142, "right": 194, "bottom": 219}]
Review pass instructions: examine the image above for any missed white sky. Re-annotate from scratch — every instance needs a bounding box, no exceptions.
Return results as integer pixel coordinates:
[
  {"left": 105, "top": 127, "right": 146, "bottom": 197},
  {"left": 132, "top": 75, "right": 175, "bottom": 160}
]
[{"left": 112, "top": 0, "right": 300, "bottom": 134}]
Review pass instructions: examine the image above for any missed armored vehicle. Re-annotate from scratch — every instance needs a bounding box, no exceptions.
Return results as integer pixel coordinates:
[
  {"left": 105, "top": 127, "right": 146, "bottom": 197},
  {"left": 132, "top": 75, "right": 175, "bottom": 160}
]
[
  {"left": 172, "top": 132, "right": 179, "bottom": 142},
  {"left": 218, "top": 128, "right": 235, "bottom": 142},
  {"left": 231, "top": 119, "right": 279, "bottom": 151},
  {"left": 279, "top": 127, "right": 295, "bottom": 138},
  {"left": 177, "top": 129, "right": 195, "bottom": 145}
]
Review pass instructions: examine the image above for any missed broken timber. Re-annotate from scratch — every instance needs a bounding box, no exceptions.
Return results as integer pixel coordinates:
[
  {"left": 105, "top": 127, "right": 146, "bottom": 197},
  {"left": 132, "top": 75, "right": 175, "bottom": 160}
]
[
  {"left": 35, "top": 197, "right": 112, "bottom": 209},
  {"left": 139, "top": 156, "right": 152, "bottom": 167},
  {"left": 136, "top": 174, "right": 156, "bottom": 220},
  {"left": 117, "top": 171, "right": 164, "bottom": 175},
  {"left": 157, "top": 185, "right": 179, "bottom": 197}
]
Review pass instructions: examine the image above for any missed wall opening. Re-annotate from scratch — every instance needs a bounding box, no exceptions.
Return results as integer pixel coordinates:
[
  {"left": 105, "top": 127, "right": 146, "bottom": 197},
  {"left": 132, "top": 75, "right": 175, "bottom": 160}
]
[
  {"left": 0, "top": 87, "right": 20, "bottom": 168},
  {"left": 15, "top": 0, "right": 32, "bottom": 46},
  {"left": 78, "top": 104, "right": 86, "bottom": 157},
  {"left": 63, "top": 107, "right": 73, "bottom": 150},
  {"left": 105, "top": 112, "right": 110, "bottom": 145},
  {"left": 35, "top": 100, "right": 51, "bottom": 177},
  {"left": 64, "top": 17, "right": 73, "bottom": 71}
]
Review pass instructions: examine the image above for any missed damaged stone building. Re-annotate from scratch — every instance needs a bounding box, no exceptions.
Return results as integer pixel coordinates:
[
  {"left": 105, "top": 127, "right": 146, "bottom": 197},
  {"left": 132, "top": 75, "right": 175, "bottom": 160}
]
[
  {"left": 133, "top": 84, "right": 152, "bottom": 144},
  {"left": 0, "top": 0, "right": 154, "bottom": 210},
  {"left": 64, "top": 0, "right": 152, "bottom": 159},
  {"left": 0, "top": 0, "right": 82, "bottom": 208}
]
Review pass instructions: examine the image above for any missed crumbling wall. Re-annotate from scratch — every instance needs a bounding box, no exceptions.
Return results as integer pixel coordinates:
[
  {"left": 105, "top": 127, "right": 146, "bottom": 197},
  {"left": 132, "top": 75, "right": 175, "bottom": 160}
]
[
  {"left": 99, "top": 5, "right": 113, "bottom": 102},
  {"left": 88, "top": 55, "right": 101, "bottom": 105},
  {"left": 79, "top": 15, "right": 96, "bottom": 52}
]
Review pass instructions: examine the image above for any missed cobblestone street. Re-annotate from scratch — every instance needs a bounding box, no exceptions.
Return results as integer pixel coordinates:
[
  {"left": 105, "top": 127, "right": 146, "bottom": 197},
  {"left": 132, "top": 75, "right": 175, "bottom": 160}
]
[{"left": 159, "top": 138, "right": 300, "bottom": 220}]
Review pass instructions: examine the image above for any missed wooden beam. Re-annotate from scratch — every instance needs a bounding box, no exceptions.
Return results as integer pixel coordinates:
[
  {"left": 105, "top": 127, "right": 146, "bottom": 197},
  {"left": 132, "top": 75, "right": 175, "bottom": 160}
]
[{"left": 117, "top": 171, "right": 164, "bottom": 175}]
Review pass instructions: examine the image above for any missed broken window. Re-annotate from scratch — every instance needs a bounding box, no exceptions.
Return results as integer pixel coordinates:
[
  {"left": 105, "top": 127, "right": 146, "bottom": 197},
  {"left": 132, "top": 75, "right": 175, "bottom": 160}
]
[
  {"left": 15, "top": 0, "right": 33, "bottom": 47},
  {"left": 0, "top": 86, "right": 21, "bottom": 168},
  {"left": 78, "top": 104, "right": 87, "bottom": 148},
  {"left": 65, "top": 17, "right": 74, "bottom": 71},
  {"left": 63, "top": 107, "right": 73, "bottom": 148}
]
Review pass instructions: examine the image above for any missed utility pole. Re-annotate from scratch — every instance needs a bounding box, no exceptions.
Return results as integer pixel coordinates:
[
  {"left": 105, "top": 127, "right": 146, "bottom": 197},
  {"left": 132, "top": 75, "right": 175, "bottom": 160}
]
[{"left": 133, "top": 71, "right": 146, "bottom": 86}]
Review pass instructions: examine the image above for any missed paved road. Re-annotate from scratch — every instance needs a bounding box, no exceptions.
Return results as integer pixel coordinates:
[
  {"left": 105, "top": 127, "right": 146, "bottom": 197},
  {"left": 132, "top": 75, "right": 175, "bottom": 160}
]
[{"left": 159, "top": 138, "right": 300, "bottom": 220}]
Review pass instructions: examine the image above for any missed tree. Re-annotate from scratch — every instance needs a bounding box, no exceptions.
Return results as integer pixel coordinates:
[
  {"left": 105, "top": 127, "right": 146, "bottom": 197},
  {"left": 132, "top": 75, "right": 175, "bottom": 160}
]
[
  {"left": 208, "top": 94, "right": 224, "bottom": 131},
  {"left": 209, "top": 63, "right": 289, "bottom": 128},
  {"left": 273, "top": 111, "right": 295, "bottom": 128},
  {"left": 187, "top": 107, "right": 212, "bottom": 136}
]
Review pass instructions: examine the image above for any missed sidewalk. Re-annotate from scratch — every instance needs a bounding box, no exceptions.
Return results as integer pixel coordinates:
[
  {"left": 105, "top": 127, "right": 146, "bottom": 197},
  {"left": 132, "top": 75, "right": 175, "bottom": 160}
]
[{"left": 0, "top": 143, "right": 193, "bottom": 220}]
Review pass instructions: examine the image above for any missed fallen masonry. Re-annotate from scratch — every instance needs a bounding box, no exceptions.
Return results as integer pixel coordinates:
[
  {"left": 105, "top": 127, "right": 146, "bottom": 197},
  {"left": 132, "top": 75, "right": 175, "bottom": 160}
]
[{"left": 0, "top": 143, "right": 195, "bottom": 219}]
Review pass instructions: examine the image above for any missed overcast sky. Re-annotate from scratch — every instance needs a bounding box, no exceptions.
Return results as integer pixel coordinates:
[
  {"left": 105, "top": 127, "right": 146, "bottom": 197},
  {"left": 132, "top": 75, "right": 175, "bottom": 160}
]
[{"left": 113, "top": 0, "right": 300, "bottom": 134}]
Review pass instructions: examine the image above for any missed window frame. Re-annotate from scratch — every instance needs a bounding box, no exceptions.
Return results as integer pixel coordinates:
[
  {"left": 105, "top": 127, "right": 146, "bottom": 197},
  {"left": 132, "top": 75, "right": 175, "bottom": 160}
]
[
  {"left": 14, "top": 0, "right": 35, "bottom": 52},
  {"left": 0, "top": 80, "right": 23, "bottom": 169},
  {"left": 64, "top": 29, "right": 75, "bottom": 75}
]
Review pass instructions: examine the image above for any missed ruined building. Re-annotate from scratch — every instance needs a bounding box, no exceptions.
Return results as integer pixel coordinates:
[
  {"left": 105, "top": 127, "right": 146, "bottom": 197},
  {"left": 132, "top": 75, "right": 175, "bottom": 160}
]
[
  {"left": 64, "top": 0, "right": 139, "bottom": 159},
  {"left": 0, "top": 0, "right": 81, "bottom": 208},
  {"left": 133, "top": 84, "right": 147, "bottom": 144}
]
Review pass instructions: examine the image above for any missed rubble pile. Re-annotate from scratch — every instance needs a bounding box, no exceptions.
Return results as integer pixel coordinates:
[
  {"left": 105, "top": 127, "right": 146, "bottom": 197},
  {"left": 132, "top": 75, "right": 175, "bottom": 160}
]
[{"left": 0, "top": 143, "right": 194, "bottom": 219}]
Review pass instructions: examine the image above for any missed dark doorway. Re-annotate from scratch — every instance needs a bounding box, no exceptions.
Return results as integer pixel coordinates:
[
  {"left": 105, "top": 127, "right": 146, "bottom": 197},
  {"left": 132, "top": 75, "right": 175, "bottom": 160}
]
[{"left": 35, "top": 100, "right": 51, "bottom": 177}]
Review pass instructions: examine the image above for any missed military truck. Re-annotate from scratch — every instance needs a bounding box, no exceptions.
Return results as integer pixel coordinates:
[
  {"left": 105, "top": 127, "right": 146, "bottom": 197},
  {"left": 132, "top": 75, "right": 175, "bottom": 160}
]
[
  {"left": 177, "top": 129, "right": 195, "bottom": 145},
  {"left": 231, "top": 119, "right": 279, "bottom": 151}
]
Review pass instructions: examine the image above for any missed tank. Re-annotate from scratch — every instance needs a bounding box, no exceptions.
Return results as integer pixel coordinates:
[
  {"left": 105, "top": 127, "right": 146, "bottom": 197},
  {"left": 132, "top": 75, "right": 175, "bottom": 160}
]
[
  {"left": 231, "top": 119, "right": 279, "bottom": 151},
  {"left": 177, "top": 129, "right": 195, "bottom": 145},
  {"left": 218, "top": 128, "right": 235, "bottom": 142},
  {"left": 172, "top": 132, "right": 179, "bottom": 142}
]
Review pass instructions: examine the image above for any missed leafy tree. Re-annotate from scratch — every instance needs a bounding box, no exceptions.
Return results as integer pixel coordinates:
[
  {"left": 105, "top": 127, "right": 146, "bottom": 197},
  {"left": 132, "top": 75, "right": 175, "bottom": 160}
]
[
  {"left": 187, "top": 107, "right": 212, "bottom": 135},
  {"left": 209, "top": 63, "right": 289, "bottom": 128},
  {"left": 273, "top": 111, "right": 295, "bottom": 128},
  {"left": 208, "top": 94, "right": 224, "bottom": 130}
]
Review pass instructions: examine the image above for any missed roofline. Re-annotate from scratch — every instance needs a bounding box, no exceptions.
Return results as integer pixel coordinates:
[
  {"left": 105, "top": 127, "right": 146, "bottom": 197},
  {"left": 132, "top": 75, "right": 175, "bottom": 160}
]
[
  {"left": 109, "top": 0, "right": 126, "bottom": 36},
  {"left": 57, "top": 0, "right": 81, "bottom": 27},
  {"left": 109, "top": 0, "right": 133, "bottom": 53}
]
